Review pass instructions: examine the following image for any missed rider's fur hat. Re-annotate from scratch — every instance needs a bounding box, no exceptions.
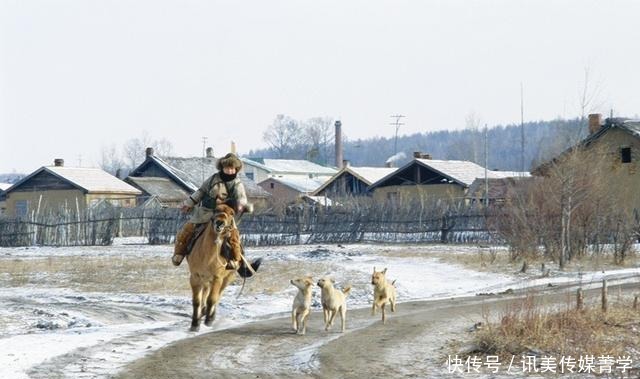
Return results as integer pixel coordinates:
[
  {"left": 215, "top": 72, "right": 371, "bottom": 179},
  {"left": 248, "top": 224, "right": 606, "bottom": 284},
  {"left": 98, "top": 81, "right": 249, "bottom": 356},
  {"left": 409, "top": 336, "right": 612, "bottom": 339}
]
[{"left": 217, "top": 153, "right": 243, "bottom": 171}]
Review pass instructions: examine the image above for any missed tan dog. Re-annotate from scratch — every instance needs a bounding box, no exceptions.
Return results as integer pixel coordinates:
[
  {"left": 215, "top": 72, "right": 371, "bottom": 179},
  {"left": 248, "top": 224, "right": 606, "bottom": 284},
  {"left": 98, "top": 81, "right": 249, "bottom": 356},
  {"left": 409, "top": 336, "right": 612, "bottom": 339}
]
[
  {"left": 317, "top": 277, "right": 351, "bottom": 333},
  {"left": 290, "top": 276, "right": 313, "bottom": 335},
  {"left": 371, "top": 267, "right": 397, "bottom": 324}
]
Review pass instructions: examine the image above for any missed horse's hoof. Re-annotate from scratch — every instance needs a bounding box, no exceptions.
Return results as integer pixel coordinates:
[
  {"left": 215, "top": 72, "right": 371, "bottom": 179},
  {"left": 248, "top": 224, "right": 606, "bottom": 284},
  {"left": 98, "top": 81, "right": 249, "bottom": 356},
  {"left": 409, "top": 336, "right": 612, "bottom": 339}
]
[{"left": 189, "top": 325, "right": 200, "bottom": 332}]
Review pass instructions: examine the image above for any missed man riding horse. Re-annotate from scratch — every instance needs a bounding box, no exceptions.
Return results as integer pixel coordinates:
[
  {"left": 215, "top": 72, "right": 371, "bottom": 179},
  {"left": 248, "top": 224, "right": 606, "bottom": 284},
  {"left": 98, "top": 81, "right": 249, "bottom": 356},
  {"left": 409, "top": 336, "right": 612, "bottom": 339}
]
[{"left": 172, "top": 152, "right": 248, "bottom": 269}]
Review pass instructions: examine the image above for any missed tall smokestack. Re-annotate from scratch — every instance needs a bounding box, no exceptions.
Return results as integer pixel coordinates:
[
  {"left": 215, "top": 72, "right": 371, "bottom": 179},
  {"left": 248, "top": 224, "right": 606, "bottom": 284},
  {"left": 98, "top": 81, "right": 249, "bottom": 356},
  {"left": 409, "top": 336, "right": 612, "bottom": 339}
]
[{"left": 335, "top": 120, "right": 343, "bottom": 168}]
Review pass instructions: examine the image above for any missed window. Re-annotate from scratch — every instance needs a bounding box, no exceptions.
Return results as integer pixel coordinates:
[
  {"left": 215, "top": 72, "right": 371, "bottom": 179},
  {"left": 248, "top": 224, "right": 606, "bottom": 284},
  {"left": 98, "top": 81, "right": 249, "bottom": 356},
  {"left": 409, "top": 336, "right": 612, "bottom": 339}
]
[
  {"left": 15, "top": 200, "right": 28, "bottom": 218},
  {"left": 270, "top": 182, "right": 275, "bottom": 189},
  {"left": 245, "top": 172, "right": 254, "bottom": 180},
  {"left": 621, "top": 147, "right": 632, "bottom": 163}
]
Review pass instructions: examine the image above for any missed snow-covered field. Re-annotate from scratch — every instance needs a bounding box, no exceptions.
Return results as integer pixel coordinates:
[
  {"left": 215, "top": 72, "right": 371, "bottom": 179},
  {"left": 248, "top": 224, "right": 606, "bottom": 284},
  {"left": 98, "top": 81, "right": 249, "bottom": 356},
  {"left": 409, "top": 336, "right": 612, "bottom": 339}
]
[{"left": 1, "top": 239, "right": 639, "bottom": 378}]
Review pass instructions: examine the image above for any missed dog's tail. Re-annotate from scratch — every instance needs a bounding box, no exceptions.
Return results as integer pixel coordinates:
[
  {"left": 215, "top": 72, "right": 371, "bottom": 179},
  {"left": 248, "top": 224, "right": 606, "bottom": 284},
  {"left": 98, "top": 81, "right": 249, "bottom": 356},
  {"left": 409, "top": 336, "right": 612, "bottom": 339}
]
[{"left": 342, "top": 285, "right": 352, "bottom": 296}]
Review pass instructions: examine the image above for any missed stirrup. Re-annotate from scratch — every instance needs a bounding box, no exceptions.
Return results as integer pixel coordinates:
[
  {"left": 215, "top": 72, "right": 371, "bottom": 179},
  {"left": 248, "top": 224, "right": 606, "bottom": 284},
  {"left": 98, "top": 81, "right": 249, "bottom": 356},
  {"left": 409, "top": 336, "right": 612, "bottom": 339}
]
[
  {"left": 225, "top": 260, "right": 239, "bottom": 270},
  {"left": 172, "top": 254, "right": 184, "bottom": 266}
]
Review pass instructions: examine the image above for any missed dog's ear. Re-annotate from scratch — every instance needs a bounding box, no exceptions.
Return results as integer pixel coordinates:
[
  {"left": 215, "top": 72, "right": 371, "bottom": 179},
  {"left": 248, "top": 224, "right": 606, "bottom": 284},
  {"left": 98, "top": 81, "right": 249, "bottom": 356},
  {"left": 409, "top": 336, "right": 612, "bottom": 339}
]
[
  {"left": 382, "top": 268, "right": 387, "bottom": 274},
  {"left": 331, "top": 278, "right": 335, "bottom": 284}
]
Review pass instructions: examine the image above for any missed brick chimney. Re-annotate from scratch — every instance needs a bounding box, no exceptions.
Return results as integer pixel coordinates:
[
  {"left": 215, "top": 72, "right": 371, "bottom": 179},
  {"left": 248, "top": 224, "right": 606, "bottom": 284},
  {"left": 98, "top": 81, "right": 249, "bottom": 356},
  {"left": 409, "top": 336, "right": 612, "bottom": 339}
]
[
  {"left": 413, "top": 151, "right": 432, "bottom": 159},
  {"left": 588, "top": 113, "right": 603, "bottom": 134},
  {"left": 342, "top": 159, "right": 350, "bottom": 168},
  {"left": 335, "top": 120, "right": 343, "bottom": 168},
  {"left": 54, "top": 158, "right": 64, "bottom": 167},
  {"left": 145, "top": 147, "right": 154, "bottom": 157},
  {"left": 206, "top": 147, "right": 214, "bottom": 158}
]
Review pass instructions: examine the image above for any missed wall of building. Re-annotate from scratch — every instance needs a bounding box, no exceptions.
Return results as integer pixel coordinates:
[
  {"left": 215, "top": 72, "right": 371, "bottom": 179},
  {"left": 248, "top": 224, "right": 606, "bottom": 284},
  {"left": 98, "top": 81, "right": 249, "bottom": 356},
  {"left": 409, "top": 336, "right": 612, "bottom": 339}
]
[
  {"left": 258, "top": 179, "right": 302, "bottom": 204},
  {"left": 587, "top": 128, "right": 640, "bottom": 210},
  {"left": 5, "top": 190, "right": 137, "bottom": 218},
  {"left": 372, "top": 183, "right": 466, "bottom": 203}
]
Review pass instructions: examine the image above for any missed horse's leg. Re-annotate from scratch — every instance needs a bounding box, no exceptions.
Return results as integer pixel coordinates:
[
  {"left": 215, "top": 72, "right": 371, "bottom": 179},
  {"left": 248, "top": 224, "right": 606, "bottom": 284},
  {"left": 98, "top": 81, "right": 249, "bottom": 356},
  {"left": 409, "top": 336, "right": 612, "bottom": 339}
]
[
  {"left": 190, "top": 276, "right": 202, "bottom": 332},
  {"left": 205, "top": 275, "right": 231, "bottom": 326}
]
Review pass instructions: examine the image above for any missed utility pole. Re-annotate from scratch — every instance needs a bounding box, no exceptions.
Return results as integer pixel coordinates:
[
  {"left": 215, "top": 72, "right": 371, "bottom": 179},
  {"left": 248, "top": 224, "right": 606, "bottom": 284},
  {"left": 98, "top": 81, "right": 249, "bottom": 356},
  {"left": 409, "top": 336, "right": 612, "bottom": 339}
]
[
  {"left": 201, "top": 136, "right": 208, "bottom": 182},
  {"left": 390, "top": 114, "right": 405, "bottom": 156},
  {"left": 520, "top": 82, "right": 525, "bottom": 174},
  {"left": 484, "top": 124, "right": 489, "bottom": 208}
]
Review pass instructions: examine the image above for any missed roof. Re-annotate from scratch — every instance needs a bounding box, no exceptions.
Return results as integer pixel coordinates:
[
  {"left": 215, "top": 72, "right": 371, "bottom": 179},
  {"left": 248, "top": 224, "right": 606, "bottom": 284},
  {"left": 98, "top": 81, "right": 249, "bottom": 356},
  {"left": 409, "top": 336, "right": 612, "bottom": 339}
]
[
  {"left": 261, "top": 176, "right": 330, "bottom": 193},
  {"left": 311, "top": 166, "right": 397, "bottom": 196},
  {"left": 301, "top": 195, "right": 334, "bottom": 206},
  {"left": 242, "top": 158, "right": 337, "bottom": 175},
  {"left": 466, "top": 177, "right": 533, "bottom": 200},
  {"left": 125, "top": 177, "right": 190, "bottom": 203},
  {"left": 0, "top": 183, "right": 11, "bottom": 191},
  {"left": 533, "top": 118, "right": 640, "bottom": 175},
  {"left": 129, "top": 154, "right": 271, "bottom": 198},
  {"left": 6, "top": 166, "right": 141, "bottom": 195},
  {"left": 369, "top": 158, "right": 530, "bottom": 190}
]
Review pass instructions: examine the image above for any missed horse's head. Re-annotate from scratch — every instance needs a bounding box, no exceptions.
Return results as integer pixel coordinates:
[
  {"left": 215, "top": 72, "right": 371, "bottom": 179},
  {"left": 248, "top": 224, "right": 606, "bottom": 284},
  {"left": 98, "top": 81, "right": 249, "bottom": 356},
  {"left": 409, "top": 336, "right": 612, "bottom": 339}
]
[{"left": 213, "top": 204, "right": 236, "bottom": 236}]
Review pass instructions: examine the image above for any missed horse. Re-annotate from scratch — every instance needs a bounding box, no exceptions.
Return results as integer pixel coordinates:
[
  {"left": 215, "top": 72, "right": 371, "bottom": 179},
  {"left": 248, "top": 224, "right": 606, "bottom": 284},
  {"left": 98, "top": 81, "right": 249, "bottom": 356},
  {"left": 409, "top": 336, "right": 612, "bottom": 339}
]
[{"left": 186, "top": 204, "right": 261, "bottom": 331}]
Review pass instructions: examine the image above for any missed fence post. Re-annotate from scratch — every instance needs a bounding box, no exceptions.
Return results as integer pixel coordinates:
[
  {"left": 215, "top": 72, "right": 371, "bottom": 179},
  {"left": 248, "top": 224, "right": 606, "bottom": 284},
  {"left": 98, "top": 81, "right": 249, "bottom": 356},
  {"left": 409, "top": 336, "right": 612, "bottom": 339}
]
[
  {"left": 577, "top": 288, "right": 584, "bottom": 310},
  {"left": 601, "top": 279, "right": 608, "bottom": 312}
]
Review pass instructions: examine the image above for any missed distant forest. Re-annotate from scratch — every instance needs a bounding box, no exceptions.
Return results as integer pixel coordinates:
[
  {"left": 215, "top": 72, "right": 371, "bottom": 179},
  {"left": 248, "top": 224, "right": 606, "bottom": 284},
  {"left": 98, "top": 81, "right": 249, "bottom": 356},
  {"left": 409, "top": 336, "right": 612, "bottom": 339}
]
[{"left": 247, "top": 117, "right": 589, "bottom": 172}]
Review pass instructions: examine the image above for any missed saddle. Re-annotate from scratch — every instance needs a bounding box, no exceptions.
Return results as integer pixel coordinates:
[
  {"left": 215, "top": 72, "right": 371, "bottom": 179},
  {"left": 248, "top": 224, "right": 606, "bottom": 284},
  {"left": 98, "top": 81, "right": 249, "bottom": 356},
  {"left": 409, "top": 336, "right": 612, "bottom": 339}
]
[{"left": 184, "top": 221, "right": 241, "bottom": 269}]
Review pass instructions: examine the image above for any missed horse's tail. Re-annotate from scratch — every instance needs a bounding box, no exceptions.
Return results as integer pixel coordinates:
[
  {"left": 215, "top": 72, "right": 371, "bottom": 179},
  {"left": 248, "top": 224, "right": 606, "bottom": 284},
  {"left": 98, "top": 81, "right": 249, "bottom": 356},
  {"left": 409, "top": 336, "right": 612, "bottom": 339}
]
[{"left": 237, "top": 257, "right": 262, "bottom": 278}]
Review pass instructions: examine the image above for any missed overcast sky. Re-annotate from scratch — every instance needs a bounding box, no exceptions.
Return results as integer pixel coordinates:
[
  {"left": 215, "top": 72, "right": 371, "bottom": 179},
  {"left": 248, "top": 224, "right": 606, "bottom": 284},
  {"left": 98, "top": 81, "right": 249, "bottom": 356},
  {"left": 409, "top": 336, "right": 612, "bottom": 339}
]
[{"left": 1, "top": 0, "right": 639, "bottom": 174}]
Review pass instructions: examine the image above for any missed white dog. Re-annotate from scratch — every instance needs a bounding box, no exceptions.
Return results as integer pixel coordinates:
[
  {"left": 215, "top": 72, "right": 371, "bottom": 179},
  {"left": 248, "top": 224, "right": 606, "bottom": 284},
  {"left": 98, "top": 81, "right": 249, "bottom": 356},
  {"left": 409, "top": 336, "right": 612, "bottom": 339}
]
[
  {"left": 290, "top": 276, "right": 313, "bottom": 335},
  {"left": 371, "top": 267, "right": 397, "bottom": 324},
  {"left": 317, "top": 277, "right": 351, "bottom": 333}
]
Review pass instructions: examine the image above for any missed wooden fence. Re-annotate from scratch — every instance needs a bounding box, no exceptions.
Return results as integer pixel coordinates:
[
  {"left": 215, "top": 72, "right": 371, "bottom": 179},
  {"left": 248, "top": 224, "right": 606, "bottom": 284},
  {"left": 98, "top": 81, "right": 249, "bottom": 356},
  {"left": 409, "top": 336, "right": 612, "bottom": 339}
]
[{"left": 0, "top": 202, "right": 496, "bottom": 247}]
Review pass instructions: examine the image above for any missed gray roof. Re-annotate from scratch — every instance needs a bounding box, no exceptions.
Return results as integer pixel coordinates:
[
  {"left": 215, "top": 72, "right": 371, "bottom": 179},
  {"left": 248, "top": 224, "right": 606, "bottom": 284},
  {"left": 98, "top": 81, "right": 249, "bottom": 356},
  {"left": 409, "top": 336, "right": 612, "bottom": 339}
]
[
  {"left": 369, "top": 158, "right": 529, "bottom": 190},
  {"left": 6, "top": 166, "right": 141, "bottom": 195},
  {"left": 261, "top": 176, "right": 330, "bottom": 193},
  {"left": 311, "top": 166, "right": 396, "bottom": 196},
  {"left": 242, "top": 158, "right": 337, "bottom": 175},
  {"left": 419, "top": 159, "right": 529, "bottom": 187},
  {"left": 131, "top": 155, "right": 271, "bottom": 198},
  {"left": 125, "top": 177, "right": 189, "bottom": 203}
]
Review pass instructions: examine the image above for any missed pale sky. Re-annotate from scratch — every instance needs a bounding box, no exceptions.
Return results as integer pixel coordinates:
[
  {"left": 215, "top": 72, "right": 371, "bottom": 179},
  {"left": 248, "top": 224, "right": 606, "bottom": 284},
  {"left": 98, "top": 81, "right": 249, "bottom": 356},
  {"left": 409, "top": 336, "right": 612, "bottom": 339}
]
[{"left": 1, "top": 0, "right": 639, "bottom": 174}]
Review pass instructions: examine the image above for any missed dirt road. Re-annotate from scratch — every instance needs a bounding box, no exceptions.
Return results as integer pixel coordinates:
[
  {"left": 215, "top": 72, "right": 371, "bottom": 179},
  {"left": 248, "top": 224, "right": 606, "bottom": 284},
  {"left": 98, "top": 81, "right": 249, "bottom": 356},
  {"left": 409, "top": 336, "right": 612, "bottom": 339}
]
[{"left": 115, "top": 280, "right": 640, "bottom": 379}]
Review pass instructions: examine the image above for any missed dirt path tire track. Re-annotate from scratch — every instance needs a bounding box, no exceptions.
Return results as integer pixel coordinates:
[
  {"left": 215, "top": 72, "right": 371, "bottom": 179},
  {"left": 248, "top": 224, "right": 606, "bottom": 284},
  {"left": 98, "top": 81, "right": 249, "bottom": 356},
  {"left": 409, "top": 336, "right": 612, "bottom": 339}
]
[{"left": 115, "top": 281, "right": 640, "bottom": 379}]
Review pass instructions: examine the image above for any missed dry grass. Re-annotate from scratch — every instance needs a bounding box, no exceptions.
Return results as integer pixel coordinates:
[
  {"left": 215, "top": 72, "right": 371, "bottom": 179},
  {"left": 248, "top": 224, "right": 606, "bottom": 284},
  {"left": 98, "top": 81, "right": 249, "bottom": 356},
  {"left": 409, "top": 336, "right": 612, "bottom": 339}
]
[
  {"left": 433, "top": 246, "right": 640, "bottom": 275},
  {"left": 469, "top": 295, "right": 640, "bottom": 360},
  {"left": 0, "top": 254, "right": 346, "bottom": 298}
]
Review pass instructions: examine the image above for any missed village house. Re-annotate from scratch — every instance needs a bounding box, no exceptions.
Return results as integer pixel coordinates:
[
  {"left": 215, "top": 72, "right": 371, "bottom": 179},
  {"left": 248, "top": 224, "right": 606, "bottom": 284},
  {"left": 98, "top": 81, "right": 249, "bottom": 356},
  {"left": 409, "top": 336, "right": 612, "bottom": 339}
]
[
  {"left": 241, "top": 157, "right": 337, "bottom": 183},
  {"left": 367, "top": 153, "right": 527, "bottom": 203},
  {"left": 0, "top": 183, "right": 10, "bottom": 215},
  {"left": 3, "top": 159, "right": 141, "bottom": 218},
  {"left": 258, "top": 176, "right": 328, "bottom": 204},
  {"left": 465, "top": 176, "right": 532, "bottom": 206},
  {"left": 533, "top": 114, "right": 640, "bottom": 210},
  {"left": 311, "top": 162, "right": 396, "bottom": 198},
  {"left": 126, "top": 148, "right": 271, "bottom": 209}
]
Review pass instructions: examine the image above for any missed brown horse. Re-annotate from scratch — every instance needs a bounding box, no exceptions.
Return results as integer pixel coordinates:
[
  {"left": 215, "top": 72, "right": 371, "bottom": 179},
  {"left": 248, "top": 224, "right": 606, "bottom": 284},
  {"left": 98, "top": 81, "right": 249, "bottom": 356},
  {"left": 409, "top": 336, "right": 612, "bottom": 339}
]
[{"left": 186, "top": 204, "right": 261, "bottom": 331}]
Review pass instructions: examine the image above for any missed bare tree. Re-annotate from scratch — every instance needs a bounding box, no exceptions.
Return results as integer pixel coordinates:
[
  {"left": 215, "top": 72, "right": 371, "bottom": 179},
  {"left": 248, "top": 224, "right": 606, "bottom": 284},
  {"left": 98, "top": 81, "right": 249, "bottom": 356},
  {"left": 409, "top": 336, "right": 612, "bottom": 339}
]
[
  {"left": 99, "top": 144, "right": 126, "bottom": 176},
  {"left": 302, "top": 117, "right": 333, "bottom": 164},
  {"left": 263, "top": 115, "right": 303, "bottom": 158},
  {"left": 123, "top": 131, "right": 174, "bottom": 168}
]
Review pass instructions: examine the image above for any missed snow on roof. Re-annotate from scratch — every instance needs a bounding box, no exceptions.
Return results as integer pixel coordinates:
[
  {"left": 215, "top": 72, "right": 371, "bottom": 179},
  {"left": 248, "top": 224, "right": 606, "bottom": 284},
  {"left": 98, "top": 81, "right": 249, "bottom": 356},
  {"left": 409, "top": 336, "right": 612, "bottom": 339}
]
[
  {"left": 416, "top": 159, "right": 528, "bottom": 187},
  {"left": 125, "top": 177, "right": 189, "bottom": 202},
  {"left": 0, "top": 183, "right": 11, "bottom": 191},
  {"left": 264, "top": 176, "right": 330, "bottom": 193},
  {"left": 243, "top": 158, "right": 337, "bottom": 175},
  {"left": 347, "top": 167, "right": 397, "bottom": 184},
  {"left": 302, "top": 195, "right": 334, "bottom": 206},
  {"left": 153, "top": 156, "right": 271, "bottom": 198},
  {"left": 45, "top": 166, "right": 141, "bottom": 194}
]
